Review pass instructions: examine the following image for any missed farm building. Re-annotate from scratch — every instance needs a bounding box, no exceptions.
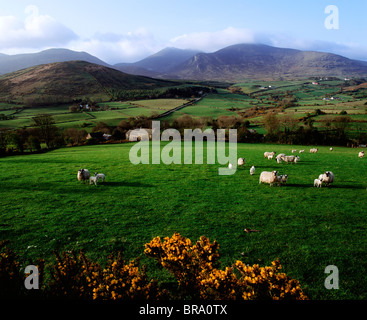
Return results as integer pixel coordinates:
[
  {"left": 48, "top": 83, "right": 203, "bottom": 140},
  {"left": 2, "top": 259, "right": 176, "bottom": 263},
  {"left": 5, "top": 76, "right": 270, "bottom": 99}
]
[{"left": 126, "top": 128, "right": 153, "bottom": 141}]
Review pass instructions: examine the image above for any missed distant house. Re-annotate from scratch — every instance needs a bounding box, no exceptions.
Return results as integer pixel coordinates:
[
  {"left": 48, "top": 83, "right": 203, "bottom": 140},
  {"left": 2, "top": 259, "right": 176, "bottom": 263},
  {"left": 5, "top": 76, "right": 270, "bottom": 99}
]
[
  {"left": 86, "top": 132, "right": 111, "bottom": 141},
  {"left": 126, "top": 128, "right": 153, "bottom": 141}
]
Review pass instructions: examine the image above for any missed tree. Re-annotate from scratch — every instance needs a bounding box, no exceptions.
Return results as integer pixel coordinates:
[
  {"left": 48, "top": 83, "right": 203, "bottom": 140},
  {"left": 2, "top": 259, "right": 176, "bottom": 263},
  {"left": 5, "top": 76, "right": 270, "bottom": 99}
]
[
  {"left": 263, "top": 112, "right": 280, "bottom": 135},
  {"left": 32, "top": 114, "right": 58, "bottom": 148}
]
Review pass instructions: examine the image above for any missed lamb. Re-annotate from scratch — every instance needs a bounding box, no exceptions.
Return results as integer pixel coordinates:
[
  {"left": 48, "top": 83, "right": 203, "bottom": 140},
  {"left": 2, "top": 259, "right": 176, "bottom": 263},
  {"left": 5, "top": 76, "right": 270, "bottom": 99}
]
[
  {"left": 276, "top": 174, "right": 288, "bottom": 186},
  {"left": 259, "top": 171, "right": 278, "bottom": 186},
  {"left": 314, "top": 178, "right": 322, "bottom": 188},
  {"left": 250, "top": 166, "right": 255, "bottom": 175},
  {"left": 237, "top": 158, "right": 245, "bottom": 166},
  {"left": 77, "top": 169, "right": 90, "bottom": 182},
  {"left": 310, "top": 148, "right": 318, "bottom": 153},
  {"left": 264, "top": 151, "right": 276, "bottom": 159},
  {"left": 267, "top": 154, "right": 274, "bottom": 160},
  {"left": 359, "top": 151, "right": 365, "bottom": 158},
  {"left": 89, "top": 176, "right": 98, "bottom": 185},
  {"left": 280, "top": 174, "right": 288, "bottom": 184},
  {"left": 94, "top": 172, "right": 105, "bottom": 182},
  {"left": 294, "top": 156, "right": 300, "bottom": 163},
  {"left": 319, "top": 171, "right": 334, "bottom": 186}
]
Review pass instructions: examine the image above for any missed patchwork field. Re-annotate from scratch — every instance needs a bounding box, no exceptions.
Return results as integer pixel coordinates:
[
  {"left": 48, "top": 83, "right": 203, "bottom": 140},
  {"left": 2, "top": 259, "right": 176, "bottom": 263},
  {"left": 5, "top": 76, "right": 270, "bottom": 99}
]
[{"left": 1, "top": 142, "right": 366, "bottom": 299}]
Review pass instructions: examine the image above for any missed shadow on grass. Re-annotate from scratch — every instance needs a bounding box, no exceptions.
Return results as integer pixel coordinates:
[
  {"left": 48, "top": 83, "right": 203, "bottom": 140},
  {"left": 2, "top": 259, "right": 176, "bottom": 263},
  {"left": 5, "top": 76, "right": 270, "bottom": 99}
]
[
  {"left": 284, "top": 183, "right": 366, "bottom": 190},
  {"left": 102, "top": 181, "right": 153, "bottom": 188}
]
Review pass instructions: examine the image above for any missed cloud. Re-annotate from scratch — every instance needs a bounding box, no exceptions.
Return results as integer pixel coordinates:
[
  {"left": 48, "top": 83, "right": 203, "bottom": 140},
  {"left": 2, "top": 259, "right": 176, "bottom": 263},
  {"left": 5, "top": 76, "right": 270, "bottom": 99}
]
[
  {"left": 70, "top": 28, "right": 164, "bottom": 64},
  {"left": 0, "top": 5, "right": 77, "bottom": 52},
  {"left": 169, "top": 27, "right": 261, "bottom": 52}
]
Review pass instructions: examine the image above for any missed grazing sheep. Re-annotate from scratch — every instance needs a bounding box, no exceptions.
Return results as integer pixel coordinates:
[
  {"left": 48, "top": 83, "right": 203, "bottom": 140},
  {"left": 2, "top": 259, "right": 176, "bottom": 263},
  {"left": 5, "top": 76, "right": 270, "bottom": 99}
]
[
  {"left": 280, "top": 155, "right": 296, "bottom": 164},
  {"left": 250, "top": 166, "right": 255, "bottom": 175},
  {"left": 89, "top": 176, "right": 98, "bottom": 185},
  {"left": 294, "top": 156, "right": 300, "bottom": 163},
  {"left": 359, "top": 151, "right": 365, "bottom": 158},
  {"left": 267, "top": 154, "right": 274, "bottom": 160},
  {"left": 319, "top": 171, "right": 334, "bottom": 186},
  {"left": 228, "top": 163, "right": 233, "bottom": 169},
  {"left": 330, "top": 147, "right": 333, "bottom": 151},
  {"left": 299, "top": 150, "right": 304, "bottom": 153},
  {"left": 237, "top": 158, "right": 245, "bottom": 166},
  {"left": 314, "top": 178, "right": 322, "bottom": 188},
  {"left": 310, "top": 148, "right": 318, "bottom": 153},
  {"left": 77, "top": 169, "right": 90, "bottom": 182},
  {"left": 94, "top": 172, "right": 105, "bottom": 182},
  {"left": 291, "top": 149, "right": 297, "bottom": 153},
  {"left": 259, "top": 171, "right": 278, "bottom": 186},
  {"left": 264, "top": 151, "right": 276, "bottom": 159}
]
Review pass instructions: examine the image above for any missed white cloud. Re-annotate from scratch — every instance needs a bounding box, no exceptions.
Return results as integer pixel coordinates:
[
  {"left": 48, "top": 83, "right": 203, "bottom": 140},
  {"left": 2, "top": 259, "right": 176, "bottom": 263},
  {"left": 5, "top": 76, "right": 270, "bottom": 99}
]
[
  {"left": 0, "top": 5, "right": 77, "bottom": 52},
  {"left": 70, "top": 28, "right": 164, "bottom": 64}
]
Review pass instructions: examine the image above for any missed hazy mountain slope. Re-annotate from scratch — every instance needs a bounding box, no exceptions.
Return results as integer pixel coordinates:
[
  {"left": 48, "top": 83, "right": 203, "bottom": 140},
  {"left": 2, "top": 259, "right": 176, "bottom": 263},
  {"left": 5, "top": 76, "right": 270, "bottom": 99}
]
[
  {"left": 114, "top": 47, "right": 201, "bottom": 77},
  {"left": 0, "top": 49, "right": 110, "bottom": 75}
]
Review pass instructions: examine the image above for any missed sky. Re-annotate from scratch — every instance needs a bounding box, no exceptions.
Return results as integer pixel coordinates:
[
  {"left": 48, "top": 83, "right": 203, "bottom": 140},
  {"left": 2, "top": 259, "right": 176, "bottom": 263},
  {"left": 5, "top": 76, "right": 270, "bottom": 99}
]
[{"left": 0, "top": 0, "right": 366, "bottom": 64}]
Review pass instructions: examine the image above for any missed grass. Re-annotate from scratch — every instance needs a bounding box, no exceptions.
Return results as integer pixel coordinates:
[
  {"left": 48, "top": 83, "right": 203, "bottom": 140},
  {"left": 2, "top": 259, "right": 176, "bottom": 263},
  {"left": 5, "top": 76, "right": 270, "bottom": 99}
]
[{"left": 1, "top": 142, "right": 366, "bottom": 300}]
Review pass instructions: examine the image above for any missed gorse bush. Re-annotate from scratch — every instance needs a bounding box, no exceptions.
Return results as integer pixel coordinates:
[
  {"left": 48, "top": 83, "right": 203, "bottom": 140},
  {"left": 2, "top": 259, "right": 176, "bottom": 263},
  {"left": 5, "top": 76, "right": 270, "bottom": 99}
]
[
  {"left": 145, "top": 233, "right": 308, "bottom": 300},
  {"left": 0, "top": 234, "right": 308, "bottom": 300}
]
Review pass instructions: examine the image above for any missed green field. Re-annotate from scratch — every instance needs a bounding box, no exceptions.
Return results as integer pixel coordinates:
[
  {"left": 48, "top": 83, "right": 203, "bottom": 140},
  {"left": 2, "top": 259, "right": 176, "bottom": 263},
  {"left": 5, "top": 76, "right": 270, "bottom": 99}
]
[
  {"left": 1, "top": 80, "right": 367, "bottom": 137},
  {"left": 1, "top": 142, "right": 366, "bottom": 299}
]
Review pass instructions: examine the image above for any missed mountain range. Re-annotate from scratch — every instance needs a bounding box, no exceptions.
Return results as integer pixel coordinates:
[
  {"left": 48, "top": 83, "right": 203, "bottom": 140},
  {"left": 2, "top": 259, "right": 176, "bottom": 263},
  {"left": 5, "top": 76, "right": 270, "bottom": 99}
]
[{"left": 1, "top": 44, "right": 367, "bottom": 82}]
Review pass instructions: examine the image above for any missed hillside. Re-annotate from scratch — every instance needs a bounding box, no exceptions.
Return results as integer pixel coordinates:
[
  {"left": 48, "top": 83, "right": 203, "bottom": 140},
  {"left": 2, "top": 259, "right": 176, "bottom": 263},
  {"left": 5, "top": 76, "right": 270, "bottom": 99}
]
[
  {"left": 166, "top": 44, "right": 367, "bottom": 81},
  {"left": 0, "top": 60, "right": 176, "bottom": 105}
]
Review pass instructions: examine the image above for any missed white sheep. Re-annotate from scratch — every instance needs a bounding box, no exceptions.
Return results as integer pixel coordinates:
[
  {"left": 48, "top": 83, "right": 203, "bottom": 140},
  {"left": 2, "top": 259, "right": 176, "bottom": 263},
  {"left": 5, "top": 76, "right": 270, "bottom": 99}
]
[
  {"left": 94, "top": 172, "right": 105, "bottom": 182},
  {"left": 267, "top": 154, "right": 274, "bottom": 160},
  {"left": 358, "top": 151, "right": 365, "bottom": 158},
  {"left": 291, "top": 149, "right": 297, "bottom": 153},
  {"left": 319, "top": 171, "right": 334, "bottom": 186},
  {"left": 264, "top": 151, "right": 276, "bottom": 159},
  {"left": 294, "top": 156, "right": 300, "bottom": 163},
  {"left": 250, "top": 166, "right": 255, "bottom": 175},
  {"left": 259, "top": 171, "right": 278, "bottom": 186},
  {"left": 314, "top": 178, "right": 322, "bottom": 188},
  {"left": 299, "top": 150, "right": 304, "bottom": 153},
  {"left": 280, "top": 155, "right": 296, "bottom": 164},
  {"left": 330, "top": 147, "right": 333, "bottom": 151},
  {"left": 310, "top": 148, "right": 318, "bottom": 153},
  {"left": 228, "top": 163, "right": 233, "bottom": 169},
  {"left": 237, "top": 158, "right": 245, "bottom": 166},
  {"left": 77, "top": 169, "right": 90, "bottom": 182},
  {"left": 89, "top": 176, "right": 98, "bottom": 185}
]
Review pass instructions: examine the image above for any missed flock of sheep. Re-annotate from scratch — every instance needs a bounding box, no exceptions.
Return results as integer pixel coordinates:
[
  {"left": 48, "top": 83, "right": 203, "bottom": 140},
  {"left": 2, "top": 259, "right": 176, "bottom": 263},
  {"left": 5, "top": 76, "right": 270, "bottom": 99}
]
[
  {"left": 76, "top": 147, "right": 364, "bottom": 188},
  {"left": 77, "top": 169, "right": 105, "bottom": 185},
  {"left": 232, "top": 147, "right": 364, "bottom": 188}
]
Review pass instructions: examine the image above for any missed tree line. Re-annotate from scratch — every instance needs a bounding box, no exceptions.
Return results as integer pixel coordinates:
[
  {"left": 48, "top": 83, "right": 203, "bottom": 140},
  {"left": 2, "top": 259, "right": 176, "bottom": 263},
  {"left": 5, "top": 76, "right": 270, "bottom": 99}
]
[{"left": 1, "top": 109, "right": 364, "bottom": 156}]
